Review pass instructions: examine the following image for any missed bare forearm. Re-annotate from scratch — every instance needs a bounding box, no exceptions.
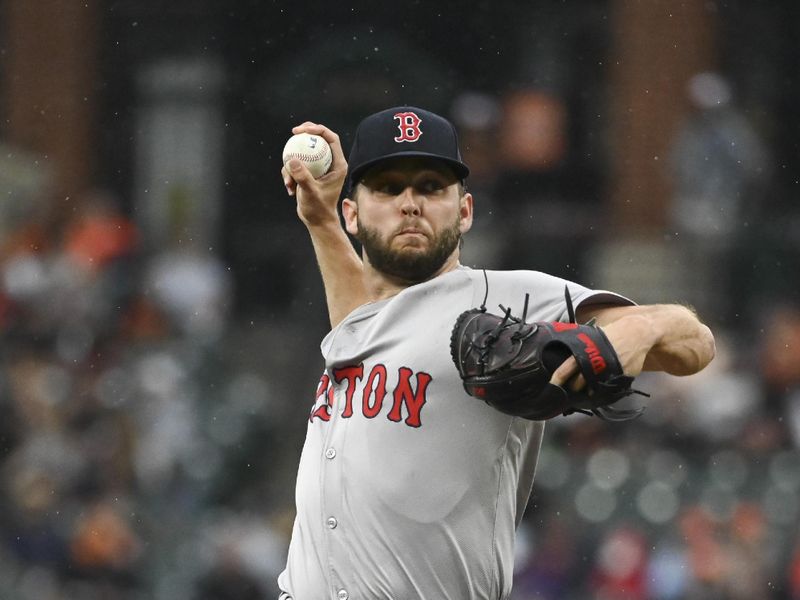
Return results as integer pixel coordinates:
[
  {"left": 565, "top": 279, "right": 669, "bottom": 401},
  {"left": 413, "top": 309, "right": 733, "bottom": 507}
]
[
  {"left": 281, "top": 121, "right": 367, "bottom": 328},
  {"left": 581, "top": 303, "right": 716, "bottom": 376},
  {"left": 307, "top": 221, "right": 367, "bottom": 328}
]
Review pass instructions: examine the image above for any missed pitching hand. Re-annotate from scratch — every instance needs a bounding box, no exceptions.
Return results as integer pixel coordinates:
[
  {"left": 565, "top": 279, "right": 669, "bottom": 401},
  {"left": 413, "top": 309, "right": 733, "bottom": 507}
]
[{"left": 281, "top": 122, "right": 348, "bottom": 228}]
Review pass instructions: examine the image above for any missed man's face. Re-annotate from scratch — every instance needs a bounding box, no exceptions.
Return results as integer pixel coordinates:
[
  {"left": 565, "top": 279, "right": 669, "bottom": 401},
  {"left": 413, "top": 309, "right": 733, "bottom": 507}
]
[{"left": 344, "top": 158, "right": 473, "bottom": 283}]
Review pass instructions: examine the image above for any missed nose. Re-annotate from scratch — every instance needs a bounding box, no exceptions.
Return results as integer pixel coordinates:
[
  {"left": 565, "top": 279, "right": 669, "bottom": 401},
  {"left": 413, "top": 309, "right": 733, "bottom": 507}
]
[{"left": 398, "top": 186, "right": 422, "bottom": 216}]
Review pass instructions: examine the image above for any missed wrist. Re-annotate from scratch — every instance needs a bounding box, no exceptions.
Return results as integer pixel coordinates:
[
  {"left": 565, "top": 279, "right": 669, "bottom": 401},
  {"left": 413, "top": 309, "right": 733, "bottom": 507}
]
[{"left": 300, "top": 208, "right": 341, "bottom": 229}]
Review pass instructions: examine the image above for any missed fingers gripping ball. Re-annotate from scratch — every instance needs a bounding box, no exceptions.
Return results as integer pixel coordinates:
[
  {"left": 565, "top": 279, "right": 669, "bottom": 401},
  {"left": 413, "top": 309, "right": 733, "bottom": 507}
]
[
  {"left": 282, "top": 133, "right": 333, "bottom": 179},
  {"left": 449, "top": 288, "right": 648, "bottom": 421}
]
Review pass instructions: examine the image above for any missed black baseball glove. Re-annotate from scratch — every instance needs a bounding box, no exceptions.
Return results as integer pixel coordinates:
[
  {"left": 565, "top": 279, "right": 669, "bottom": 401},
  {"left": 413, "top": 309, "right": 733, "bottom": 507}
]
[{"left": 449, "top": 288, "right": 646, "bottom": 421}]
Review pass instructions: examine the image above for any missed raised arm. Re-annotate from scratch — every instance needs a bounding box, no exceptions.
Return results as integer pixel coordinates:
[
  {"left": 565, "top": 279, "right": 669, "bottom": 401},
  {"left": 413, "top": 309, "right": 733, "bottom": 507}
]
[
  {"left": 551, "top": 302, "right": 716, "bottom": 388},
  {"left": 281, "top": 122, "right": 367, "bottom": 328}
]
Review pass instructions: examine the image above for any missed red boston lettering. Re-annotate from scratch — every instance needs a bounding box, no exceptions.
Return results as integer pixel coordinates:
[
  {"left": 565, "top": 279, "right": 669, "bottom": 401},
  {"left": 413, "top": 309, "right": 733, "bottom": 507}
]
[
  {"left": 334, "top": 363, "right": 364, "bottom": 418},
  {"left": 362, "top": 364, "right": 388, "bottom": 418},
  {"left": 309, "top": 364, "right": 433, "bottom": 427},
  {"left": 388, "top": 367, "right": 432, "bottom": 428},
  {"left": 310, "top": 374, "right": 334, "bottom": 422}
]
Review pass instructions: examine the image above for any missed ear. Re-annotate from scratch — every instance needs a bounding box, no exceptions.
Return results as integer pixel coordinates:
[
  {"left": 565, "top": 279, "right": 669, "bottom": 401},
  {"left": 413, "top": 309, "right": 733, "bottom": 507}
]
[
  {"left": 342, "top": 197, "right": 359, "bottom": 236},
  {"left": 458, "top": 192, "right": 474, "bottom": 234}
]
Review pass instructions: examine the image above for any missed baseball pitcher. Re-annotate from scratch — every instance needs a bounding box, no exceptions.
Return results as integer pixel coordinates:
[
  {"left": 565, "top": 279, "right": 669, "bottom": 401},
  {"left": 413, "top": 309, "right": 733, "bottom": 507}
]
[{"left": 278, "top": 106, "right": 716, "bottom": 600}]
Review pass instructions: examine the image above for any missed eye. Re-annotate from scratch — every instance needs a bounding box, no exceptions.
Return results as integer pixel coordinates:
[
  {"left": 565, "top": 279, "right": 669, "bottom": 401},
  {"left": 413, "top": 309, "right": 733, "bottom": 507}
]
[
  {"left": 416, "top": 178, "right": 448, "bottom": 194},
  {"left": 374, "top": 182, "right": 406, "bottom": 196}
]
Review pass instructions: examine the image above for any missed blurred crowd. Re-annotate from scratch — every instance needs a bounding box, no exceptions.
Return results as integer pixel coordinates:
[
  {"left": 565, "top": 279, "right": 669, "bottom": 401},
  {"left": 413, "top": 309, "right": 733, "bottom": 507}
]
[
  {"left": 0, "top": 188, "right": 295, "bottom": 599},
  {"left": 2, "top": 78, "right": 800, "bottom": 600}
]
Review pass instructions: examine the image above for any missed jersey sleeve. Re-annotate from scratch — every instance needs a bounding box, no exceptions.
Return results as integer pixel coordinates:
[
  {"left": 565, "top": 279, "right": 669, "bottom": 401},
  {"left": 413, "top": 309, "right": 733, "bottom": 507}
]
[{"left": 464, "top": 267, "right": 634, "bottom": 323}]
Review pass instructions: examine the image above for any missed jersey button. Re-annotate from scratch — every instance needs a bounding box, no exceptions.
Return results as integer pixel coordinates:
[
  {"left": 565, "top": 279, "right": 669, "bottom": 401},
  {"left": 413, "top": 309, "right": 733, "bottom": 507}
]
[
  {"left": 325, "top": 448, "right": 336, "bottom": 459},
  {"left": 337, "top": 590, "right": 349, "bottom": 600},
  {"left": 326, "top": 517, "right": 338, "bottom": 529}
]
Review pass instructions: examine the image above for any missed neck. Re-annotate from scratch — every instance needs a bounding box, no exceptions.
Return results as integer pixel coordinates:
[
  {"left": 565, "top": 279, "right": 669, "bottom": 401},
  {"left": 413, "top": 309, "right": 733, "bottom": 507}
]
[{"left": 363, "top": 251, "right": 462, "bottom": 301}]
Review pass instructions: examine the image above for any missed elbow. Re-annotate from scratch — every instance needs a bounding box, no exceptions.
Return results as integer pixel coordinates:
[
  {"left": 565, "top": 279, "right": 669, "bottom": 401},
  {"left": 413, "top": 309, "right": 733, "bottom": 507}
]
[
  {"left": 657, "top": 321, "right": 717, "bottom": 377},
  {"left": 676, "top": 305, "right": 716, "bottom": 375},
  {"left": 678, "top": 322, "right": 716, "bottom": 376},
  {"left": 696, "top": 323, "right": 717, "bottom": 372}
]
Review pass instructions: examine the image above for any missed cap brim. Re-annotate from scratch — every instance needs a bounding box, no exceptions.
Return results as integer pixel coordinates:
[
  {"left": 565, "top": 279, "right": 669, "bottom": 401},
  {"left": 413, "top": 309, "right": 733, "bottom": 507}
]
[{"left": 348, "top": 151, "right": 470, "bottom": 188}]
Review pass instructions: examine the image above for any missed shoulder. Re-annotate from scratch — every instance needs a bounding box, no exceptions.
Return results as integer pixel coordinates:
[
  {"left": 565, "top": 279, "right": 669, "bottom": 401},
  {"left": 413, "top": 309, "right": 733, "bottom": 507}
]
[
  {"left": 473, "top": 268, "right": 579, "bottom": 301},
  {"left": 460, "top": 267, "right": 566, "bottom": 293},
  {"left": 464, "top": 266, "right": 634, "bottom": 321}
]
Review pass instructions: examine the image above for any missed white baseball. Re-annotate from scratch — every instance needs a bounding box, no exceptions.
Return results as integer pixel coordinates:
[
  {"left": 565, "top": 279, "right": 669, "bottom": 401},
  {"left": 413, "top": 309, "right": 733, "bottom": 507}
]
[{"left": 282, "top": 133, "right": 332, "bottom": 179}]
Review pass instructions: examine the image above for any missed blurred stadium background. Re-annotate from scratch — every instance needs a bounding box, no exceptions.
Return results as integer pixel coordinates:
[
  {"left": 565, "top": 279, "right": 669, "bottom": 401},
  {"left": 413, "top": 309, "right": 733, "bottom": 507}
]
[{"left": 1, "top": 1, "right": 800, "bottom": 599}]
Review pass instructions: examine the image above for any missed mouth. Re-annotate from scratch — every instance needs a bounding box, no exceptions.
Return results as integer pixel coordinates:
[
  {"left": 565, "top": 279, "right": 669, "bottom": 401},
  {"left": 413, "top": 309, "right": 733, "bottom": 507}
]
[
  {"left": 396, "top": 227, "right": 427, "bottom": 238},
  {"left": 392, "top": 228, "right": 429, "bottom": 250}
]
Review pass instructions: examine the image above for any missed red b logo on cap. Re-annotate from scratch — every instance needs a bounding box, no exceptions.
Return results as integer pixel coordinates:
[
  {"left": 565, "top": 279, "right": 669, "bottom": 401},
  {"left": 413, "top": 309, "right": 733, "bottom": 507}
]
[{"left": 393, "top": 112, "right": 423, "bottom": 142}]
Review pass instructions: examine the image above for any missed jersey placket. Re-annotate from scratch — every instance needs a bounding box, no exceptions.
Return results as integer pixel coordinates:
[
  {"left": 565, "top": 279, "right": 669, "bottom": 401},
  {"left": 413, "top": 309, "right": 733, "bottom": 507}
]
[{"left": 320, "top": 377, "right": 352, "bottom": 599}]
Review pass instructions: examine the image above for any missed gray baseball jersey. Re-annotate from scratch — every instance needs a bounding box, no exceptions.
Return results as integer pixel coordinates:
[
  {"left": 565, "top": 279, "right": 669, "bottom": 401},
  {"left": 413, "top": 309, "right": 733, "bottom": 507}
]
[{"left": 278, "top": 266, "right": 632, "bottom": 600}]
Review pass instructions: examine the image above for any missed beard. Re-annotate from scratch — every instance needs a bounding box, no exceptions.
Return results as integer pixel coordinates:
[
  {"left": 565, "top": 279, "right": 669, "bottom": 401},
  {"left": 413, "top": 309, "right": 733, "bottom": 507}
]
[{"left": 356, "top": 216, "right": 462, "bottom": 283}]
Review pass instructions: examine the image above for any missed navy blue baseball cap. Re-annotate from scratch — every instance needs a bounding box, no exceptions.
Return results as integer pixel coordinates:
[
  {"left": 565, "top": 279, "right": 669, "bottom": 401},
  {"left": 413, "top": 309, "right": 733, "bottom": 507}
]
[{"left": 347, "top": 106, "right": 470, "bottom": 190}]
